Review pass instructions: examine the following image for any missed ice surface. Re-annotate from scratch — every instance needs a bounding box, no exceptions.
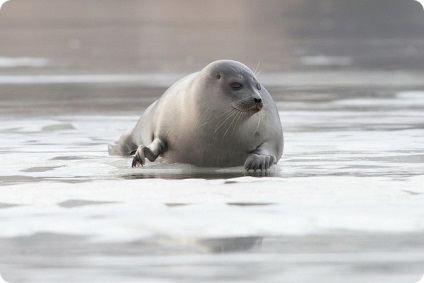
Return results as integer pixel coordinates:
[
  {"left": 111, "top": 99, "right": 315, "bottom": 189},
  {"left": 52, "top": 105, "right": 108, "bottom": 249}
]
[{"left": 1, "top": 86, "right": 424, "bottom": 283}]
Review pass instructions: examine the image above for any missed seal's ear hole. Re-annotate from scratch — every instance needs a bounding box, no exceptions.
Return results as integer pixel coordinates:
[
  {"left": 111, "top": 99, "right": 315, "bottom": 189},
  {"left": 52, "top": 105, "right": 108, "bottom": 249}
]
[{"left": 217, "top": 74, "right": 221, "bottom": 80}]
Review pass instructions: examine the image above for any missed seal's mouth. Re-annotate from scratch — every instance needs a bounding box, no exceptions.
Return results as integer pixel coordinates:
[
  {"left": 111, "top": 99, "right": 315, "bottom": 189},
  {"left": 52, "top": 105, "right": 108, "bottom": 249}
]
[
  {"left": 232, "top": 104, "right": 263, "bottom": 113},
  {"left": 249, "top": 103, "right": 263, "bottom": 113},
  {"left": 231, "top": 97, "right": 264, "bottom": 114}
]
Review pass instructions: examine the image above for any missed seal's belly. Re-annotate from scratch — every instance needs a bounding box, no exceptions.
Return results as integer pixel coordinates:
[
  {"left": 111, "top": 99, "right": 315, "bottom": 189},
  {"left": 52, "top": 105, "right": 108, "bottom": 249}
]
[
  {"left": 163, "top": 138, "right": 255, "bottom": 167},
  {"left": 159, "top": 116, "right": 265, "bottom": 167}
]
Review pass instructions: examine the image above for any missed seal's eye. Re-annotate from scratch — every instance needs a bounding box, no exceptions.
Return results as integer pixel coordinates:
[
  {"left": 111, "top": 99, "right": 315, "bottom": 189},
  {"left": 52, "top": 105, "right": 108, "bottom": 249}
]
[
  {"left": 231, "top": 82, "right": 243, "bottom": 90},
  {"left": 257, "top": 83, "right": 261, "bottom": 90}
]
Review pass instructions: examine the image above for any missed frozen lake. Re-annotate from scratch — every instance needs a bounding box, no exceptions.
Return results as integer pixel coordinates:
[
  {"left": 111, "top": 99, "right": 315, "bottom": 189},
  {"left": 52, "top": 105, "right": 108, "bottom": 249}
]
[{"left": 1, "top": 0, "right": 424, "bottom": 282}]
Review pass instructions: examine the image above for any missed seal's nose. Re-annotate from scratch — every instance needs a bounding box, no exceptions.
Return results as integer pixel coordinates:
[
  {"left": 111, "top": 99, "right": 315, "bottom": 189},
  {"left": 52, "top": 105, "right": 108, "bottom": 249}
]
[{"left": 253, "top": 96, "right": 263, "bottom": 112}]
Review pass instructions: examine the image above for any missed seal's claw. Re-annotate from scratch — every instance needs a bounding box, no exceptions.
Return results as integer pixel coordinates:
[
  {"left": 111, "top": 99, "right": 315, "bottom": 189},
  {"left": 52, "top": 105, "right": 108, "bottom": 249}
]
[
  {"left": 244, "top": 154, "right": 276, "bottom": 171},
  {"left": 132, "top": 145, "right": 146, "bottom": 168},
  {"left": 131, "top": 155, "right": 144, "bottom": 167}
]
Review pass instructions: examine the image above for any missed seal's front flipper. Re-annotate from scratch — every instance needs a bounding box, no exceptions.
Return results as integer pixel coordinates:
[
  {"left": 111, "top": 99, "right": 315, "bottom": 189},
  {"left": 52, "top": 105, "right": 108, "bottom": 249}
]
[
  {"left": 244, "top": 154, "right": 276, "bottom": 171},
  {"left": 244, "top": 142, "right": 278, "bottom": 171},
  {"left": 132, "top": 138, "right": 166, "bottom": 168}
]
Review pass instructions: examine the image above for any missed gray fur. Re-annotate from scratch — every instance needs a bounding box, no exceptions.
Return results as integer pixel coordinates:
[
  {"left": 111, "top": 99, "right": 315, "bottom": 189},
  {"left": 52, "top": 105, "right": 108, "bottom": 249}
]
[{"left": 108, "top": 60, "right": 283, "bottom": 170}]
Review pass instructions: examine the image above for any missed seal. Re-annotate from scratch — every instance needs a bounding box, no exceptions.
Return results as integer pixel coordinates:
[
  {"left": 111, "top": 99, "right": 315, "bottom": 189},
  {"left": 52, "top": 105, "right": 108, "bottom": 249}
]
[{"left": 108, "top": 60, "right": 283, "bottom": 170}]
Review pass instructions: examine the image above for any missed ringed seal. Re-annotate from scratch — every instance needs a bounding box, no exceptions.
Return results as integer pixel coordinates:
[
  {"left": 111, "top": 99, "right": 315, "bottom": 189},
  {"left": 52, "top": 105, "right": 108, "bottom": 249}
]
[{"left": 108, "top": 60, "right": 283, "bottom": 170}]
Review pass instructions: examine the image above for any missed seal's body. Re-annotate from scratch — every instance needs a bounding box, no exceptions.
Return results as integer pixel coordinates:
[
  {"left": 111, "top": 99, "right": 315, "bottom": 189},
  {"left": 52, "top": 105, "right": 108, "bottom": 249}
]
[{"left": 109, "top": 60, "right": 283, "bottom": 170}]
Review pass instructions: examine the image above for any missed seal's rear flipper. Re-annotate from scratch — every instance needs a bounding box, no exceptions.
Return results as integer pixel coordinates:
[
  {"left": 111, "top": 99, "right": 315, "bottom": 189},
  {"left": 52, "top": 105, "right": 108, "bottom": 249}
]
[
  {"left": 108, "top": 143, "right": 132, "bottom": 156},
  {"left": 108, "top": 131, "right": 137, "bottom": 156},
  {"left": 132, "top": 138, "right": 167, "bottom": 167}
]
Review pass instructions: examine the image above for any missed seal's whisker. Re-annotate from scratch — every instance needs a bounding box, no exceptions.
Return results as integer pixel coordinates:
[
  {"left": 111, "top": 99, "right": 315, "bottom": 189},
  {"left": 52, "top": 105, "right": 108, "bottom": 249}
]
[
  {"left": 200, "top": 109, "right": 211, "bottom": 126},
  {"left": 213, "top": 109, "right": 237, "bottom": 134},
  {"left": 253, "top": 59, "right": 261, "bottom": 76},
  {"left": 253, "top": 110, "right": 263, "bottom": 135},
  {"left": 228, "top": 111, "right": 241, "bottom": 136},
  {"left": 232, "top": 111, "right": 243, "bottom": 135},
  {"left": 256, "top": 67, "right": 264, "bottom": 77},
  {"left": 223, "top": 109, "right": 241, "bottom": 137},
  {"left": 215, "top": 108, "right": 234, "bottom": 118},
  {"left": 209, "top": 108, "right": 234, "bottom": 128},
  {"left": 230, "top": 66, "right": 243, "bottom": 78}
]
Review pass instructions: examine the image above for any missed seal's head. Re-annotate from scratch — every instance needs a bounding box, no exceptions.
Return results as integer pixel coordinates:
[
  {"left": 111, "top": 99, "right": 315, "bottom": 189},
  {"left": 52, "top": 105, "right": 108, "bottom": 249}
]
[{"left": 199, "top": 60, "right": 264, "bottom": 113}]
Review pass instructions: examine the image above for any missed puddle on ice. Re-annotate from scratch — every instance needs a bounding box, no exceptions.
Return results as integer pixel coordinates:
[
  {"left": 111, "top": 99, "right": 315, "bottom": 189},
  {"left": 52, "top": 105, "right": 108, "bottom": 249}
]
[{"left": 119, "top": 163, "right": 283, "bottom": 180}]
